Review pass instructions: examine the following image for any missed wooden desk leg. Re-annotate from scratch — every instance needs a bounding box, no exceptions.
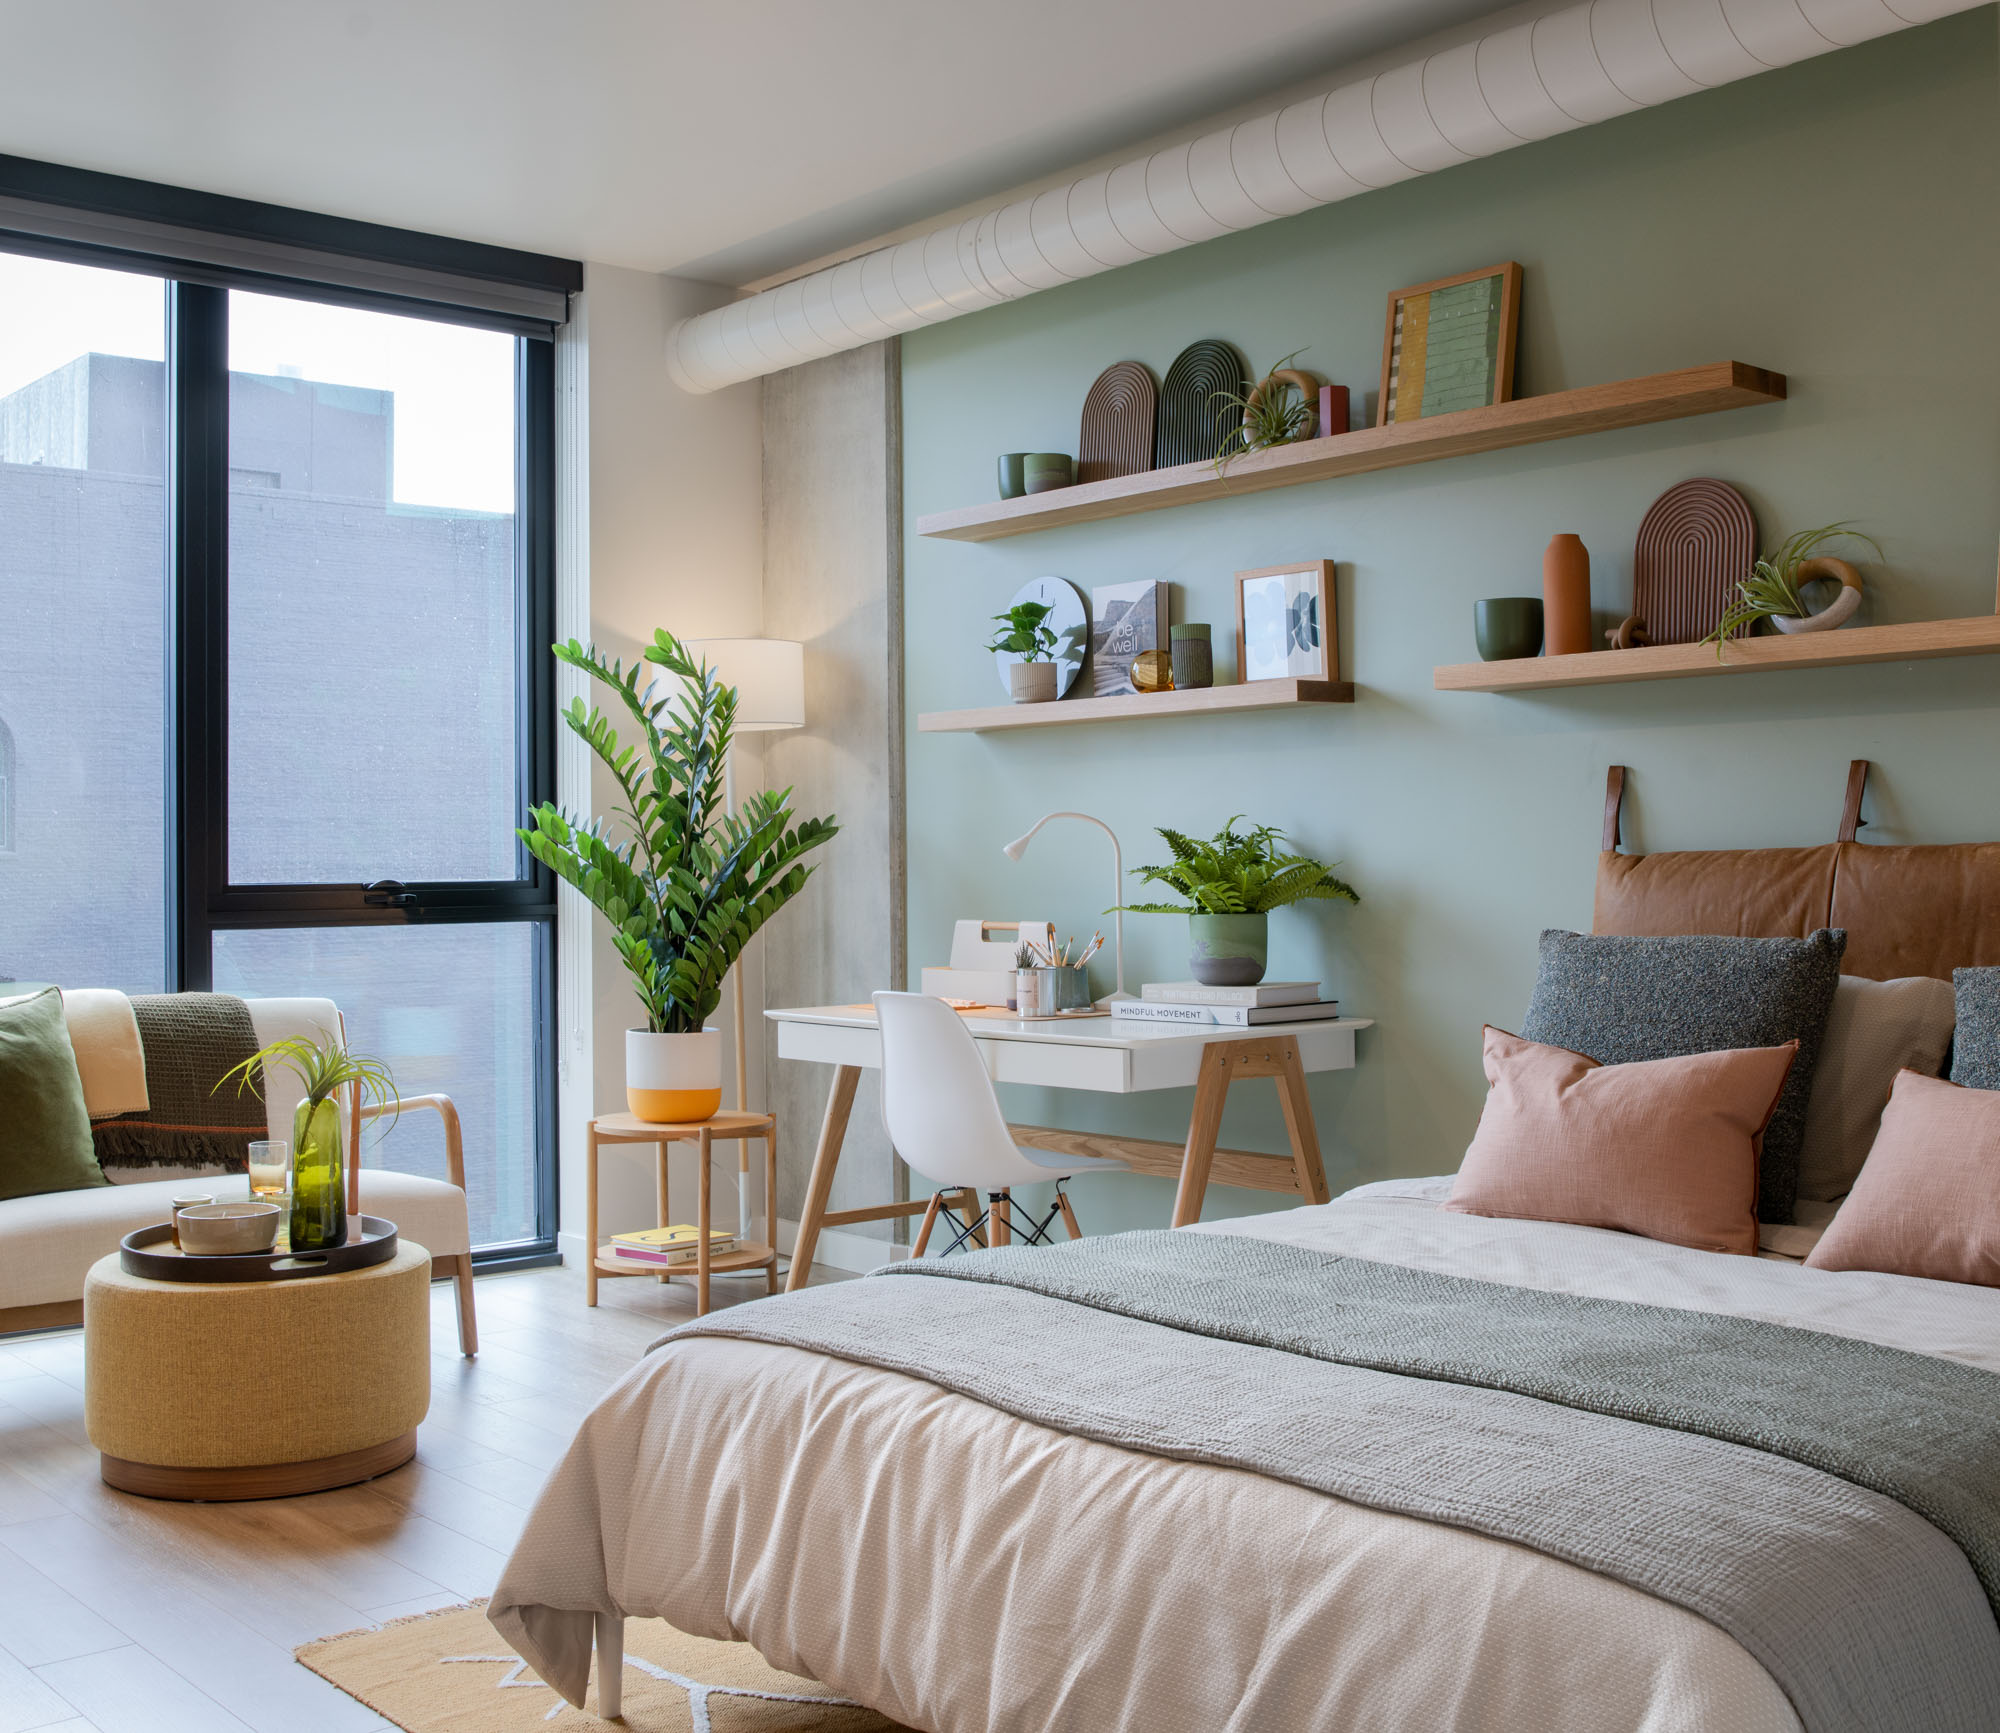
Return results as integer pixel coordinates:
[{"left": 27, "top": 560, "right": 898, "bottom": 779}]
[
  {"left": 696, "top": 1127, "right": 713, "bottom": 1316},
  {"left": 1274, "top": 1045, "right": 1331, "bottom": 1206},
  {"left": 764, "top": 1123, "right": 780, "bottom": 1295},
  {"left": 1172, "top": 1045, "right": 1234, "bottom": 1228},
  {"left": 655, "top": 1139, "right": 670, "bottom": 1283},
  {"left": 788, "top": 1065, "right": 860, "bottom": 1292},
  {"left": 585, "top": 1121, "right": 600, "bottom": 1307}
]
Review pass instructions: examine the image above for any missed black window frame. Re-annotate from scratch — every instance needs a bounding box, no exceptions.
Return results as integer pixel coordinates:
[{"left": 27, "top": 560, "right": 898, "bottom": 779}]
[{"left": 3, "top": 163, "right": 571, "bottom": 1267}]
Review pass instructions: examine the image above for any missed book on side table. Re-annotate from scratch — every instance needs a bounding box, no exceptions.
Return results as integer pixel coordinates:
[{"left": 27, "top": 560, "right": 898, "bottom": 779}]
[
  {"left": 1116, "top": 983, "right": 1340, "bottom": 1027},
  {"left": 611, "top": 1225, "right": 736, "bottom": 1265}
]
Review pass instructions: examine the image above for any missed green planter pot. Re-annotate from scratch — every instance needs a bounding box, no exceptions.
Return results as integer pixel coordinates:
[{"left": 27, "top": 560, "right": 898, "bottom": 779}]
[
  {"left": 290, "top": 1096, "right": 349, "bottom": 1252},
  {"left": 1188, "top": 912, "right": 1268, "bottom": 986}
]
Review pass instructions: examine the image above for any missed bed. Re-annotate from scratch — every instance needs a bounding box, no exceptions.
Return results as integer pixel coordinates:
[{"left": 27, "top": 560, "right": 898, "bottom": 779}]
[{"left": 490, "top": 763, "right": 2000, "bottom": 1732}]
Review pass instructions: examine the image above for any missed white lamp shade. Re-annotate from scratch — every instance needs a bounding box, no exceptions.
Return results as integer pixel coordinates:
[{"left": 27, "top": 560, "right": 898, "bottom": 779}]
[{"left": 680, "top": 638, "right": 806, "bottom": 731}]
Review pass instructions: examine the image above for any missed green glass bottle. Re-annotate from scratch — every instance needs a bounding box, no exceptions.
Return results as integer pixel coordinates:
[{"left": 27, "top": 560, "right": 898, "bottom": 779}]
[{"left": 289, "top": 1095, "right": 349, "bottom": 1252}]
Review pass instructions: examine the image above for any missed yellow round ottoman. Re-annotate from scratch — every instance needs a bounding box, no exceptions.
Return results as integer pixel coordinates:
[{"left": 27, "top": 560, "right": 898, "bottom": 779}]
[{"left": 84, "top": 1240, "right": 432, "bottom": 1500}]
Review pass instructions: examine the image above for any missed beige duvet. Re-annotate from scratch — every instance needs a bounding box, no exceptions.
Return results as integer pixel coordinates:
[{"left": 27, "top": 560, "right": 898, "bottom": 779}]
[{"left": 492, "top": 1182, "right": 2000, "bottom": 1732}]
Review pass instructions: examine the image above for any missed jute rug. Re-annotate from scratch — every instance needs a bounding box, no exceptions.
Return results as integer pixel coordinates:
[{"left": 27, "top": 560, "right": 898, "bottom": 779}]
[{"left": 297, "top": 1602, "right": 911, "bottom": 1730}]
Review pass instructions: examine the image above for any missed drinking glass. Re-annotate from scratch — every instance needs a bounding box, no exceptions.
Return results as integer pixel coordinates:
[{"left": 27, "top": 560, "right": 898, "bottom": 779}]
[{"left": 247, "top": 1140, "right": 290, "bottom": 1202}]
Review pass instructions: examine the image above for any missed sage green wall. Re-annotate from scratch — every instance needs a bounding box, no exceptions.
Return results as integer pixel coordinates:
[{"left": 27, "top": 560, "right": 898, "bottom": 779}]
[{"left": 900, "top": 13, "right": 2000, "bottom": 1230}]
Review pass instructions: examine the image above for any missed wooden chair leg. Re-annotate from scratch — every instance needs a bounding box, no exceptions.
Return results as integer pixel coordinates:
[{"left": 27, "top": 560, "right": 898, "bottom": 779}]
[
  {"left": 1057, "top": 1190, "right": 1083, "bottom": 1240},
  {"left": 451, "top": 1253, "right": 478, "bottom": 1357},
  {"left": 989, "top": 1190, "right": 1011, "bottom": 1247},
  {"left": 913, "top": 1192, "right": 944, "bottom": 1257}
]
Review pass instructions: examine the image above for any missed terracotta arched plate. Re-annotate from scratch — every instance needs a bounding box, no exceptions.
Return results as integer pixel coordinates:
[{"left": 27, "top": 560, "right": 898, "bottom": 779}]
[
  {"left": 1078, "top": 361, "right": 1157, "bottom": 485},
  {"left": 1631, "top": 478, "right": 1757, "bottom": 645}
]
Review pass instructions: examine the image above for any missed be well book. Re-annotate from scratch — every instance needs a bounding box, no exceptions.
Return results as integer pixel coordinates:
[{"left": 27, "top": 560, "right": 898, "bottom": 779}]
[{"left": 1141, "top": 980, "right": 1320, "bottom": 1007}]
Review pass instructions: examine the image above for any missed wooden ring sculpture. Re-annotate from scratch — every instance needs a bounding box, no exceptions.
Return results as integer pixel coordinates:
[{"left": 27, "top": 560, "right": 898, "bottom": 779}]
[{"left": 1769, "top": 557, "right": 1863, "bottom": 634}]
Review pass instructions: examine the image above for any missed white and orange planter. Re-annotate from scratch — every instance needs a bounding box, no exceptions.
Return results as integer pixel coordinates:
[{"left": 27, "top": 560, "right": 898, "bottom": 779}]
[{"left": 625, "top": 1028, "right": 722, "bottom": 1123}]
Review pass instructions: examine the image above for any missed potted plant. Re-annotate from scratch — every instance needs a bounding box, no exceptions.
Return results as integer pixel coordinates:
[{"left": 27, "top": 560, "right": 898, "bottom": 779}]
[
  {"left": 218, "top": 1031, "right": 398, "bottom": 1252},
  {"left": 520, "top": 630, "right": 838, "bottom": 1122},
  {"left": 1112, "top": 818, "right": 1358, "bottom": 986},
  {"left": 1703, "top": 523, "right": 1882, "bottom": 656},
  {"left": 989, "top": 600, "right": 1060, "bottom": 703}
]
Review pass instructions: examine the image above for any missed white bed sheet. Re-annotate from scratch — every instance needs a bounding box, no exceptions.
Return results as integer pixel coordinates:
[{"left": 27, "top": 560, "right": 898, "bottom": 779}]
[{"left": 497, "top": 1183, "right": 2000, "bottom": 1732}]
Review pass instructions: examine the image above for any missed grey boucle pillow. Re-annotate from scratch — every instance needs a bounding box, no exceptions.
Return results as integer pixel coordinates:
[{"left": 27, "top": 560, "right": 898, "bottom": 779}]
[
  {"left": 1951, "top": 969, "right": 2000, "bottom": 1092},
  {"left": 1520, "top": 929, "right": 1847, "bottom": 1226}
]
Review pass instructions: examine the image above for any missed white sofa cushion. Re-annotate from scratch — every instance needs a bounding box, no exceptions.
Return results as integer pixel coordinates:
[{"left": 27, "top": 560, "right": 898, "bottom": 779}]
[{"left": 0, "top": 1171, "right": 468, "bottom": 1311}]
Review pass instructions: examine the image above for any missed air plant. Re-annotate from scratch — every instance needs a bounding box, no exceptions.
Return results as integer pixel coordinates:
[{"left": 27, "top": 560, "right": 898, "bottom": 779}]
[
  {"left": 217, "top": 1030, "right": 400, "bottom": 1162},
  {"left": 1702, "top": 523, "right": 1884, "bottom": 657},
  {"left": 1211, "top": 350, "right": 1319, "bottom": 473},
  {"left": 1111, "top": 817, "right": 1359, "bottom": 916}
]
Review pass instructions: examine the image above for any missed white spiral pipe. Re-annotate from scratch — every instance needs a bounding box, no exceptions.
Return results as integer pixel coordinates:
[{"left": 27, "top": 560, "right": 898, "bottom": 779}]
[{"left": 667, "top": 0, "right": 1974, "bottom": 392}]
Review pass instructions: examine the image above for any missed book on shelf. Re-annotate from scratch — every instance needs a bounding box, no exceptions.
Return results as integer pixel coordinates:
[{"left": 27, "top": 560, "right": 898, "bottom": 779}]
[
  {"left": 611, "top": 1225, "right": 735, "bottom": 1265},
  {"left": 1140, "top": 980, "right": 1321, "bottom": 1007},
  {"left": 1112, "top": 998, "right": 1341, "bottom": 1027}
]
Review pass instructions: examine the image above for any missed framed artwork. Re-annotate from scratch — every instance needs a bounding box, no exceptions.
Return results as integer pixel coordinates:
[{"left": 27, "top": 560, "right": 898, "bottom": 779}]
[
  {"left": 1090, "top": 579, "right": 1166, "bottom": 697},
  {"left": 1236, "top": 561, "right": 1335, "bottom": 683},
  {"left": 1378, "top": 261, "right": 1522, "bottom": 426}
]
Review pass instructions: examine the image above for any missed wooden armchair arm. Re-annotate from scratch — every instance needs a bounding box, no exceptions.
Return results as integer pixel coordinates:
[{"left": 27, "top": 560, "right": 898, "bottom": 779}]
[{"left": 358, "top": 1094, "right": 467, "bottom": 1191}]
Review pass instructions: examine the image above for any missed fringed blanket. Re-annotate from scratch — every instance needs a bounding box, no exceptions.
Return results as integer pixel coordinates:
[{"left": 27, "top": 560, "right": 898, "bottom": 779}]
[{"left": 90, "top": 993, "right": 265, "bottom": 1170}]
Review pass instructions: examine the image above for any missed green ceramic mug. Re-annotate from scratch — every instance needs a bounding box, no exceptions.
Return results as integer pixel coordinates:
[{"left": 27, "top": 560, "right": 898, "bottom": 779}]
[
  {"left": 1023, "top": 452, "right": 1074, "bottom": 494},
  {"left": 997, "top": 453, "right": 1028, "bottom": 500},
  {"left": 1474, "top": 597, "right": 1545, "bottom": 662}
]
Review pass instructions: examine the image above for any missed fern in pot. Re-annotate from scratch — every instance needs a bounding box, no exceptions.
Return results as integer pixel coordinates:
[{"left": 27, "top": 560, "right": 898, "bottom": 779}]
[
  {"left": 520, "top": 630, "right": 838, "bottom": 1122},
  {"left": 1113, "top": 817, "right": 1358, "bottom": 986}
]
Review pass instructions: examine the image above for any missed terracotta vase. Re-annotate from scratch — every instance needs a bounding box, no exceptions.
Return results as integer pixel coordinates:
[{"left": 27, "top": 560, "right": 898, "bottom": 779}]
[{"left": 1542, "top": 534, "right": 1593, "bottom": 657}]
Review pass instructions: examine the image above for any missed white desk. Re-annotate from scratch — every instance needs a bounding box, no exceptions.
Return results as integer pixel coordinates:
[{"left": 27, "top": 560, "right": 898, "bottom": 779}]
[{"left": 769, "top": 1004, "right": 1373, "bottom": 1289}]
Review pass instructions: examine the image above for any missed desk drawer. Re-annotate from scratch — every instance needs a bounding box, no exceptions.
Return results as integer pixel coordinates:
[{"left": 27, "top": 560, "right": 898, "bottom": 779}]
[{"left": 982, "top": 1039, "right": 1130, "bottom": 1093}]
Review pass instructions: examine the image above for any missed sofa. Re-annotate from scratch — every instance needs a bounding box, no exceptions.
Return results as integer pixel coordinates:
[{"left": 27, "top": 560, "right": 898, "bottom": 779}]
[{"left": 0, "top": 993, "right": 478, "bottom": 1355}]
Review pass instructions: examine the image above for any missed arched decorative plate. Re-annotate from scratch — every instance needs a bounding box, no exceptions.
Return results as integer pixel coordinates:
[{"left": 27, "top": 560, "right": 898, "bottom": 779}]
[
  {"left": 1155, "top": 339, "right": 1249, "bottom": 471},
  {"left": 992, "top": 576, "right": 1088, "bottom": 699},
  {"left": 1632, "top": 478, "right": 1758, "bottom": 645},
  {"left": 1078, "top": 360, "right": 1157, "bottom": 485}
]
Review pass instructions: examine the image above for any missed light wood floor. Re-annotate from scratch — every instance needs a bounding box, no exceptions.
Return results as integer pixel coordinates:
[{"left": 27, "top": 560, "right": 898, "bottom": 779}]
[{"left": 0, "top": 1258, "right": 840, "bottom": 1733}]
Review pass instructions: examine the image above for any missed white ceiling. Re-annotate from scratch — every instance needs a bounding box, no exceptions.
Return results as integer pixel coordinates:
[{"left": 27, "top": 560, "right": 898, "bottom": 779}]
[{"left": 0, "top": 0, "right": 1510, "bottom": 284}]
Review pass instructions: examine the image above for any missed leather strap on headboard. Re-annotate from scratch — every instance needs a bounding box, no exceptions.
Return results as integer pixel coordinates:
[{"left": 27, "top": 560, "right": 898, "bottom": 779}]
[{"left": 1593, "top": 761, "right": 2000, "bottom": 980}]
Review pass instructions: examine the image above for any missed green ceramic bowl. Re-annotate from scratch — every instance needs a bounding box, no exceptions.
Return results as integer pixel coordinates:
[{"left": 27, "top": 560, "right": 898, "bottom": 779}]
[
  {"left": 1023, "top": 452, "right": 1074, "bottom": 494},
  {"left": 1474, "top": 597, "right": 1545, "bottom": 662}
]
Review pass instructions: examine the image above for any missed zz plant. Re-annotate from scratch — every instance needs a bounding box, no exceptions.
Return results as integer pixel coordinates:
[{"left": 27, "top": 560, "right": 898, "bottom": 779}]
[
  {"left": 1113, "top": 818, "right": 1359, "bottom": 915},
  {"left": 519, "top": 629, "right": 838, "bottom": 1034}
]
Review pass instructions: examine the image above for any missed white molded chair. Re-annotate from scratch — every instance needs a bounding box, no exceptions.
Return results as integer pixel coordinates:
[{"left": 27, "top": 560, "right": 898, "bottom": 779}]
[{"left": 873, "top": 991, "right": 1127, "bottom": 1254}]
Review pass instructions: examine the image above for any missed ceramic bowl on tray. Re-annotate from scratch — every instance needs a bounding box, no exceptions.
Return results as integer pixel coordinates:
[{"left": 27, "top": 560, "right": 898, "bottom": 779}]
[{"left": 176, "top": 1200, "right": 281, "bottom": 1256}]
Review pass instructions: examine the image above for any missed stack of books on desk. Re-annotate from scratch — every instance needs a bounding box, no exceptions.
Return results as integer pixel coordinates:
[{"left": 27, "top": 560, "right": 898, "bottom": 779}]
[
  {"left": 1113, "top": 981, "right": 1340, "bottom": 1027},
  {"left": 610, "top": 1225, "right": 736, "bottom": 1265}
]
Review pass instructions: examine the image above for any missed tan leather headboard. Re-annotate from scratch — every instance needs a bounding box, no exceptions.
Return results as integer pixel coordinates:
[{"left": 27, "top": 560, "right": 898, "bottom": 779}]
[{"left": 1593, "top": 762, "right": 2000, "bottom": 981}]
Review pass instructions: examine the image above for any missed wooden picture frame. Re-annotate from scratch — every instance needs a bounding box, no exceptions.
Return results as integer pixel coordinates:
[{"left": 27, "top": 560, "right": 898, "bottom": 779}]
[
  {"left": 1235, "top": 561, "right": 1335, "bottom": 683},
  {"left": 1378, "top": 262, "right": 1522, "bottom": 427}
]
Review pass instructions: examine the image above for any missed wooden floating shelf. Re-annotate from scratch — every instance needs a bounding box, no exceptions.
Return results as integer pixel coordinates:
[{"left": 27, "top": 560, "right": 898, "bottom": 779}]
[
  {"left": 919, "top": 677, "right": 1352, "bottom": 734},
  {"left": 1434, "top": 614, "right": 2000, "bottom": 693},
  {"left": 917, "top": 361, "right": 1786, "bottom": 543}
]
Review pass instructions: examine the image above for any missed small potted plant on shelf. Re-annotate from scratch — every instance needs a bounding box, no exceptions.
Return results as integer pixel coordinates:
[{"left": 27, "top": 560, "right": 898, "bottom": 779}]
[
  {"left": 989, "top": 599, "right": 1060, "bottom": 703},
  {"left": 519, "top": 629, "right": 838, "bottom": 1123},
  {"left": 217, "top": 1032, "right": 398, "bottom": 1252},
  {"left": 1112, "top": 817, "right": 1358, "bottom": 985},
  {"left": 1702, "top": 523, "right": 1883, "bottom": 656}
]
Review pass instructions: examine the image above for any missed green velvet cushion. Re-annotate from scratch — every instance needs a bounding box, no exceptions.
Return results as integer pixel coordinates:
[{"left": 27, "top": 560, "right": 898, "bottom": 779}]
[{"left": 0, "top": 989, "right": 109, "bottom": 1201}]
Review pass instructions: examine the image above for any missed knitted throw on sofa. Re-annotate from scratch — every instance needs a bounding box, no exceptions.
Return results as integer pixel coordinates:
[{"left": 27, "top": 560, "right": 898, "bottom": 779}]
[{"left": 90, "top": 994, "right": 265, "bottom": 1171}]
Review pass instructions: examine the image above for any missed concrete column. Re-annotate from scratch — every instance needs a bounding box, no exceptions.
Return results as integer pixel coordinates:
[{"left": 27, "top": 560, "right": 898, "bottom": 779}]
[{"left": 760, "top": 340, "right": 906, "bottom": 1261}]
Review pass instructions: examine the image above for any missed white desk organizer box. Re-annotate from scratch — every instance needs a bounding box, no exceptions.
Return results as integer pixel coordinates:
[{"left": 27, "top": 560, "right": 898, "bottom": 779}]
[{"left": 919, "top": 920, "right": 1055, "bottom": 1008}]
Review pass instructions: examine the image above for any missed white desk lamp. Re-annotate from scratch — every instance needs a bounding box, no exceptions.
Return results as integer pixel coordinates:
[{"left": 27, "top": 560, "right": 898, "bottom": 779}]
[
  {"left": 1002, "top": 811, "right": 1134, "bottom": 1003},
  {"left": 683, "top": 638, "right": 806, "bottom": 1240}
]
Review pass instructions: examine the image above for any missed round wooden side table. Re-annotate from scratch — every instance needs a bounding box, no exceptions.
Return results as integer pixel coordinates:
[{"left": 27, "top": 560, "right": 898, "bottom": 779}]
[{"left": 585, "top": 1110, "right": 778, "bottom": 1314}]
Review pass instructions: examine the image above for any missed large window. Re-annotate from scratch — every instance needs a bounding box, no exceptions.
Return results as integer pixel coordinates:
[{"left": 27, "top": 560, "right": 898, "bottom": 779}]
[{"left": 0, "top": 196, "right": 563, "bottom": 1258}]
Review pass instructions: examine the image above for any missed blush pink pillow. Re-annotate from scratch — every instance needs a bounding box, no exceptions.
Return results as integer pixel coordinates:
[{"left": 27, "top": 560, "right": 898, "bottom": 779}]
[
  {"left": 1445, "top": 1027, "right": 1799, "bottom": 1256},
  {"left": 1806, "top": 1071, "right": 2000, "bottom": 1286}
]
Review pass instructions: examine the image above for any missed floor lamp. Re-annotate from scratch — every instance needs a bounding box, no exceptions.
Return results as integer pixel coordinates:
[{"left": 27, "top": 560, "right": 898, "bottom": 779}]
[{"left": 685, "top": 638, "right": 806, "bottom": 1241}]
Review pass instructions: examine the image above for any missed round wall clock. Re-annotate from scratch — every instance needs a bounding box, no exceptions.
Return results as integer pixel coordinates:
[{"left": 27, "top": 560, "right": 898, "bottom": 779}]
[{"left": 992, "top": 575, "right": 1087, "bottom": 699}]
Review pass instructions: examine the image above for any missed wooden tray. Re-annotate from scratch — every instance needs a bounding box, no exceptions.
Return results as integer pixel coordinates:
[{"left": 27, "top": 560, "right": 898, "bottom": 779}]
[{"left": 120, "top": 1216, "right": 400, "bottom": 1284}]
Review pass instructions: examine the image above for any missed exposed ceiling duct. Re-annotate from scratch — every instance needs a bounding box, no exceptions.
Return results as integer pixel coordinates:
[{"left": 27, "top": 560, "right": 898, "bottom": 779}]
[{"left": 667, "top": 0, "right": 1975, "bottom": 393}]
